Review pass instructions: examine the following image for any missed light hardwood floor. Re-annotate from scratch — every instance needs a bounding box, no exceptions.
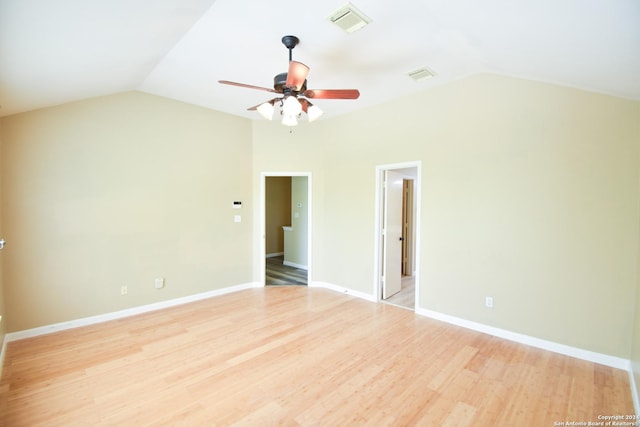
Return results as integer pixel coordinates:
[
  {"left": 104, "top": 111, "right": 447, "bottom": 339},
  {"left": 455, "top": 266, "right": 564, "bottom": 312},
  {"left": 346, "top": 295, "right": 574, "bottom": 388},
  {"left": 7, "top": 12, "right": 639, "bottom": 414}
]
[{"left": 0, "top": 287, "right": 634, "bottom": 426}]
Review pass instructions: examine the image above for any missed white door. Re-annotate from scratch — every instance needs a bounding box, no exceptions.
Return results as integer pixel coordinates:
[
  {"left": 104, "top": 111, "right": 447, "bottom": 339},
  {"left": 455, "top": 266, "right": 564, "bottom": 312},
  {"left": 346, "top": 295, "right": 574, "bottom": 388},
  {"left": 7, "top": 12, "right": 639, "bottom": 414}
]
[{"left": 382, "top": 170, "right": 403, "bottom": 299}]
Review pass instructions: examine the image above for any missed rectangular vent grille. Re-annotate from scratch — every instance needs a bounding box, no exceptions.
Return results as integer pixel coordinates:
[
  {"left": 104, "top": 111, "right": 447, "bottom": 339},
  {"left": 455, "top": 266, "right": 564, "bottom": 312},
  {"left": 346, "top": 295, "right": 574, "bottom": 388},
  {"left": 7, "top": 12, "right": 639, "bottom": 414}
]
[
  {"left": 329, "top": 3, "right": 371, "bottom": 33},
  {"left": 408, "top": 67, "right": 436, "bottom": 81}
]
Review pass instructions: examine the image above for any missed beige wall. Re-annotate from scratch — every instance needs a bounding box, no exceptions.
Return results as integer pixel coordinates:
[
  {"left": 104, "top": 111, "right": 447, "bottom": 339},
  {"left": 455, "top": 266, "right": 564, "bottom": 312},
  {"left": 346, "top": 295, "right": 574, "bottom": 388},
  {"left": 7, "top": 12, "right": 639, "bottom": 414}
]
[
  {"left": 253, "top": 73, "right": 640, "bottom": 358},
  {"left": 265, "top": 177, "right": 291, "bottom": 255},
  {"left": 0, "top": 92, "right": 254, "bottom": 331}
]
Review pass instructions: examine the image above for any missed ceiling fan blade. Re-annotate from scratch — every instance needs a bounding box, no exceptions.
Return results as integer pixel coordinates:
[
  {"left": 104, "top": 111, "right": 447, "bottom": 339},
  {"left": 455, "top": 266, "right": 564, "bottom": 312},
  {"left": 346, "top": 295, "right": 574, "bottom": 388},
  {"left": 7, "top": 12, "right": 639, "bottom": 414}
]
[
  {"left": 303, "top": 89, "right": 360, "bottom": 99},
  {"left": 285, "top": 61, "right": 309, "bottom": 91},
  {"left": 247, "top": 98, "right": 279, "bottom": 111},
  {"left": 219, "top": 80, "right": 276, "bottom": 93}
]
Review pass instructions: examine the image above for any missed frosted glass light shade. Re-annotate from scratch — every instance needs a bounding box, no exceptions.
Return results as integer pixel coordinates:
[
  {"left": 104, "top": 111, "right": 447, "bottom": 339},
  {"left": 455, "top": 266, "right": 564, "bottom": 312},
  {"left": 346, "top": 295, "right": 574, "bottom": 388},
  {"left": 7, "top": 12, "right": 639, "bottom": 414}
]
[
  {"left": 282, "top": 96, "right": 302, "bottom": 116},
  {"left": 256, "top": 102, "right": 274, "bottom": 120},
  {"left": 282, "top": 114, "right": 298, "bottom": 127},
  {"left": 307, "top": 104, "right": 323, "bottom": 122}
]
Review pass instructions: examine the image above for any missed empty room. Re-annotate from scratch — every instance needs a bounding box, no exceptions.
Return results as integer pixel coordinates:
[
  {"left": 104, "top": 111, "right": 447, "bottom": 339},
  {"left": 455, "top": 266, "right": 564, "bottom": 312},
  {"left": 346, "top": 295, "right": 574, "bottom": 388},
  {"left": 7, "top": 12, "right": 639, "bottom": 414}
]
[{"left": 1, "top": 0, "right": 639, "bottom": 425}]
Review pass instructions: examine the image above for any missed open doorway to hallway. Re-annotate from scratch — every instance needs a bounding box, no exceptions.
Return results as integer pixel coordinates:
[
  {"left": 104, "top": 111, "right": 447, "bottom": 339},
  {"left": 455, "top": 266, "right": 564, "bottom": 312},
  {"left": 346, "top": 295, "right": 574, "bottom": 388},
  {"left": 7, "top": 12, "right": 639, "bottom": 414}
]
[
  {"left": 262, "top": 174, "right": 311, "bottom": 286},
  {"left": 375, "top": 163, "right": 421, "bottom": 310}
]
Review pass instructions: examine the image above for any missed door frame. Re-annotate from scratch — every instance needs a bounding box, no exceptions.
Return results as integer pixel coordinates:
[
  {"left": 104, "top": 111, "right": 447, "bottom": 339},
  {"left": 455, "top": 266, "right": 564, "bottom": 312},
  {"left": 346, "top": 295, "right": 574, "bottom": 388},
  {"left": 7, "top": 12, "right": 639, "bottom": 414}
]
[
  {"left": 373, "top": 161, "right": 422, "bottom": 309},
  {"left": 260, "top": 172, "right": 312, "bottom": 286}
]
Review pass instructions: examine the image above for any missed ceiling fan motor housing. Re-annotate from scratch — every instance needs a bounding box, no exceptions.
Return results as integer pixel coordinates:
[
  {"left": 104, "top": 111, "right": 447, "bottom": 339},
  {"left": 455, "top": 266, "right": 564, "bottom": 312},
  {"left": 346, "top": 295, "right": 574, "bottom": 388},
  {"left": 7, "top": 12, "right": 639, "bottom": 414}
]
[{"left": 274, "top": 72, "right": 306, "bottom": 94}]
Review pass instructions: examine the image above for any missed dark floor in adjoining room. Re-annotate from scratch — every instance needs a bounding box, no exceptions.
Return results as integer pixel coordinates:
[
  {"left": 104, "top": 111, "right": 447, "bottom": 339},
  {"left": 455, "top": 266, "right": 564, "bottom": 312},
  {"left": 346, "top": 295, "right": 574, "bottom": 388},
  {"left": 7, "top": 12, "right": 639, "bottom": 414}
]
[{"left": 266, "top": 255, "right": 307, "bottom": 286}]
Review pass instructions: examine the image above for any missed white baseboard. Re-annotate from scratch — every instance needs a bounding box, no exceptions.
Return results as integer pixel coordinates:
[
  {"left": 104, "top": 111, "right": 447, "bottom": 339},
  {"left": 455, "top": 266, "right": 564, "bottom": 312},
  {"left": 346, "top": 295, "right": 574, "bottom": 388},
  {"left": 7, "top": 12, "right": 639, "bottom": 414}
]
[
  {"left": 416, "top": 307, "right": 629, "bottom": 370},
  {"left": 283, "top": 260, "right": 308, "bottom": 270},
  {"left": 6, "top": 282, "right": 262, "bottom": 342},
  {"left": 266, "top": 252, "right": 284, "bottom": 258},
  {"left": 310, "top": 281, "right": 377, "bottom": 302}
]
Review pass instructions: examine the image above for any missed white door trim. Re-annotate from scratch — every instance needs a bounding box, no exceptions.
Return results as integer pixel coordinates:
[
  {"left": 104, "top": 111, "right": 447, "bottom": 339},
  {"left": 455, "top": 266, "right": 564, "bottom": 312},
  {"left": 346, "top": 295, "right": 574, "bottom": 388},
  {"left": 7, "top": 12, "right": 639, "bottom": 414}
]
[
  {"left": 374, "top": 161, "right": 422, "bottom": 310},
  {"left": 260, "top": 172, "right": 312, "bottom": 286}
]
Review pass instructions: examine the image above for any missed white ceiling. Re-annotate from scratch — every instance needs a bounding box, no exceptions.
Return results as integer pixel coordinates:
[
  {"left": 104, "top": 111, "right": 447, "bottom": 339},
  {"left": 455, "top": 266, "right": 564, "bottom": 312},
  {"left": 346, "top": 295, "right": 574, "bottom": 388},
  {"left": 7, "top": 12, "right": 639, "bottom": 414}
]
[{"left": 1, "top": 0, "right": 639, "bottom": 120}]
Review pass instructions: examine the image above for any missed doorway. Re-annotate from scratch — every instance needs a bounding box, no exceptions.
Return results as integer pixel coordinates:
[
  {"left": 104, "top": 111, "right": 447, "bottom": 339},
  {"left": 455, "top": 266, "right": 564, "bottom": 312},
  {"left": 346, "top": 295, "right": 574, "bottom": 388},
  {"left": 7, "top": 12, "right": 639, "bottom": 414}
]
[
  {"left": 261, "top": 173, "right": 312, "bottom": 286},
  {"left": 375, "top": 162, "right": 421, "bottom": 310}
]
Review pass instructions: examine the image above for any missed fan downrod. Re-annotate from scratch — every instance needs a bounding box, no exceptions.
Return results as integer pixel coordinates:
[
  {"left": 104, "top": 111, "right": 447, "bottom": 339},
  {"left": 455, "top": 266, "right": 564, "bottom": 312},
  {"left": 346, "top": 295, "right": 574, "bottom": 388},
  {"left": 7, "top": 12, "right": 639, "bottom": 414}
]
[{"left": 282, "top": 35, "right": 300, "bottom": 61}]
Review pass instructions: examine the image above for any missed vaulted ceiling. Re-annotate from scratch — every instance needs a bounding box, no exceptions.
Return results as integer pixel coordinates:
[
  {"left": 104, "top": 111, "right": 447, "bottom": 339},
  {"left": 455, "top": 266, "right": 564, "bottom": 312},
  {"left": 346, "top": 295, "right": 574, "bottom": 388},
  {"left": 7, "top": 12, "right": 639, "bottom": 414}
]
[{"left": 1, "top": 0, "right": 639, "bottom": 120}]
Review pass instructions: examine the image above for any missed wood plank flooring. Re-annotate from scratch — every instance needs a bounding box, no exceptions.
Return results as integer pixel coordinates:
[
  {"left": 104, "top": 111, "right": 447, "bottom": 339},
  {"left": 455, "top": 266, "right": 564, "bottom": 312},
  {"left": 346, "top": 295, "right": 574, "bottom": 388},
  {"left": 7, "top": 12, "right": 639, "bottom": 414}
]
[
  {"left": 0, "top": 287, "right": 635, "bottom": 426},
  {"left": 266, "top": 256, "right": 307, "bottom": 286}
]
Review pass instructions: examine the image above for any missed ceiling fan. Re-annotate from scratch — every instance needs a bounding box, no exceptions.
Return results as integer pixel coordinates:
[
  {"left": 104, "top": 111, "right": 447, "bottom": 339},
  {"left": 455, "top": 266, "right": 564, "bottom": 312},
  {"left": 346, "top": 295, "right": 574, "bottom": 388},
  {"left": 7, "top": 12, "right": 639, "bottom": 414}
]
[{"left": 219, "top": 35, "right": 360, "bottom": 126}]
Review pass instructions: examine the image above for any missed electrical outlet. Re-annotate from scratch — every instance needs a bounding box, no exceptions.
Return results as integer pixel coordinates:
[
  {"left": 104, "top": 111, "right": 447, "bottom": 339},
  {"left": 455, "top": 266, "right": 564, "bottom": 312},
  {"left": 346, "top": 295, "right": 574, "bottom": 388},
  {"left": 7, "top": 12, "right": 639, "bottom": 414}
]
[
  {"left": 154, "top": 277, "right": 165, "bottom": 289},
  {"left": 485, "top": 296, "right": 493, "bottom": 308},
  {"left": 120, "top": 285, "right": 128, "bottom": 295}
]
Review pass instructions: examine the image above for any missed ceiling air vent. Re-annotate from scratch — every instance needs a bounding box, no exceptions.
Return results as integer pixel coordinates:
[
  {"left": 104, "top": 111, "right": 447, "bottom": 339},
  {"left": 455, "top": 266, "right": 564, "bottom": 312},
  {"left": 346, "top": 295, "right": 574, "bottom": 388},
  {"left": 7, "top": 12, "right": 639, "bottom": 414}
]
[
  {"left": 328, "top": 3, "right": 371, "bottom": 33},
  {"left": 408, "top": 67, "right": 436, "bottom": 82}
]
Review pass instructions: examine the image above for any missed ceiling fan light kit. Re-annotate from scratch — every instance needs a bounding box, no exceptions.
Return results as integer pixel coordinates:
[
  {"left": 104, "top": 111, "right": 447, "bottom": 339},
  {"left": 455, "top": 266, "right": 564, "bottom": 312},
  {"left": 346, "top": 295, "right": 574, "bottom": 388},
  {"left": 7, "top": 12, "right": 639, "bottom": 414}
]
[
  {"left": 256, "top": 101, "right": 275, "bottom": 120},
  {"left": 307, "top": 103, "right": 323, "bottom": 122},
  {"left": 219, "top": 35, "right": 360, "bottom": 126},
  {"left": 281, "top": 113, "right": 299, "bottom": 127},
  {"left": 283, "top": 95, "right": 302, "bottom": 116}
]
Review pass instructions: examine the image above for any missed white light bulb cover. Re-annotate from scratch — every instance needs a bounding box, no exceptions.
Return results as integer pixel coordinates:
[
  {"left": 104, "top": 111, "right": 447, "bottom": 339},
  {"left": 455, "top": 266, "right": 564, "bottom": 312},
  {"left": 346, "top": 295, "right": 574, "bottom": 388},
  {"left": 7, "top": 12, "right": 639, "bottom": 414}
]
[
  {"left": 256, "top": 102, "right": 275, "bottom": 120},
  {"left": 307, "top": 104, "right": 323, "bottom": 122},
  {"left": 282, "top": 96, "right": 302, "bottom": 116},
  {"left": 282, "top": 114, "right": 298, "bottom": 127}
]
